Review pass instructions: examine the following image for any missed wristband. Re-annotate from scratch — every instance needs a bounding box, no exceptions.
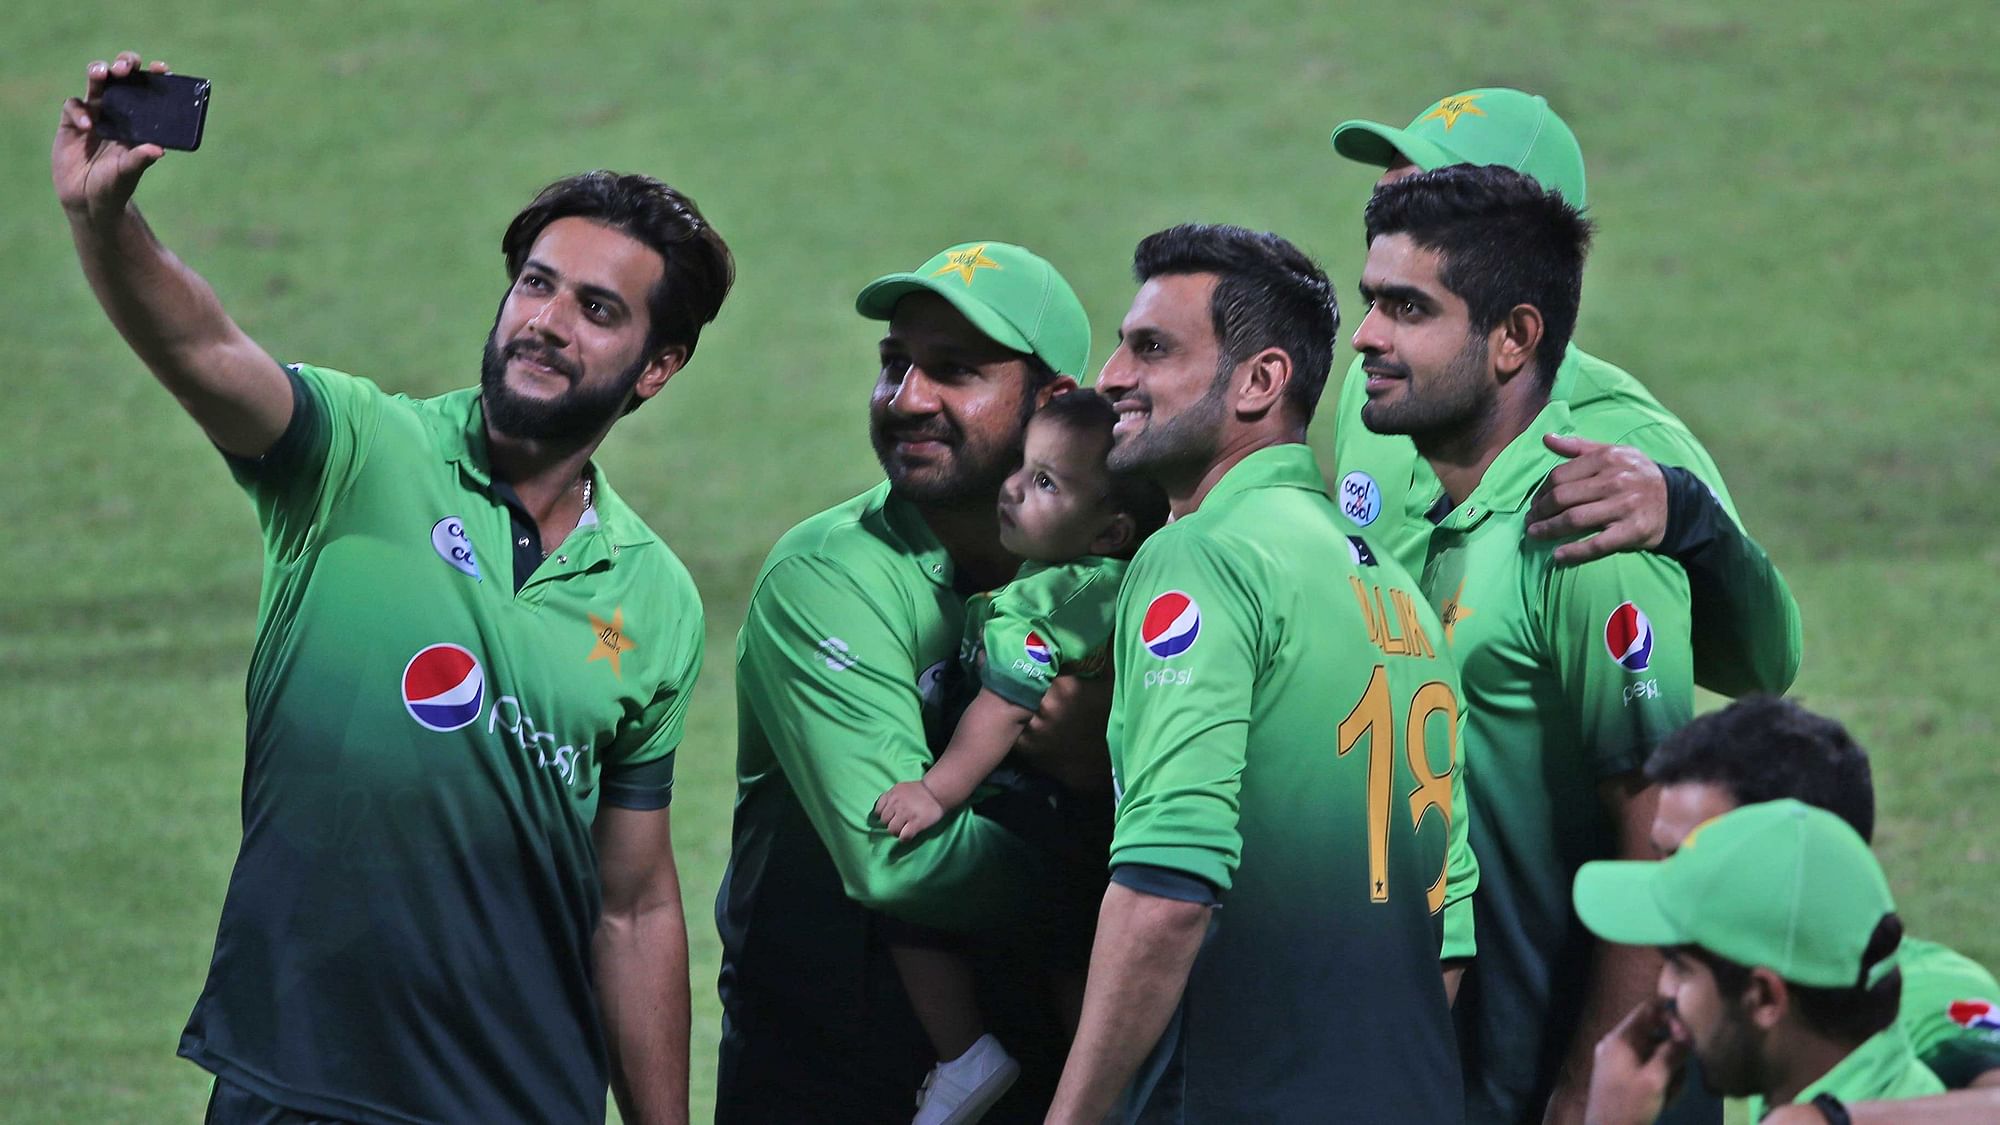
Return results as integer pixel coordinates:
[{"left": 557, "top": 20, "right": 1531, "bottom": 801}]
[{"left": 1810, "top": 1093, "right": 1851, "bottom": 1125}]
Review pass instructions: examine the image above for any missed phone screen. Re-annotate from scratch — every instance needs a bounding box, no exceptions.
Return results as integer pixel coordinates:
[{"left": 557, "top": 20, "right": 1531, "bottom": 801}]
[{"left": 97, "top": 73, "right": 212, "bottom": 152}]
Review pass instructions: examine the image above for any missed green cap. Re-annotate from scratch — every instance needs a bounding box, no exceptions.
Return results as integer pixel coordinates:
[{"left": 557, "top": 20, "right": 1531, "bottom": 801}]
[
  {"left": 1331, "top": 87, "right": 1588, "bottom": 209},
  {"left": 855, "top": 241, "right": 1092, "bottom": 377},
  {"left": 1574, "top": 800, "right": 1896, "bottom": 988}
]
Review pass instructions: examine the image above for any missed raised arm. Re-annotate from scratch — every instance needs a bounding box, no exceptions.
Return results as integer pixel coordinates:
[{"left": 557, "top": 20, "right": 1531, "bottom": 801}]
[{"left": 55, "top": 51, "right": 291, "bottom": 457}]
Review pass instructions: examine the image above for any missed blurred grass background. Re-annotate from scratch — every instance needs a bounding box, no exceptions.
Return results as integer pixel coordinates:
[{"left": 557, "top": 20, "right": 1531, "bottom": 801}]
[{"left": 4, "top": 1, "right": 1995, "bottom": 1119}]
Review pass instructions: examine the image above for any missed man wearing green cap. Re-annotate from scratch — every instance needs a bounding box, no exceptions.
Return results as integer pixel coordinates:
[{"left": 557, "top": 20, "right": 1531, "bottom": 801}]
[
  {"left": 1643, "top": 696, "right": 2000, "bottom": 1096},
  {"left": 1575, "top": 800, "right": 1944, "bottom": 1125},
  {"left": 1329, "top": 87, "right": 1802, "bottom": 703},
  {"left": 716, "top": 241, "right": 1097, "bottom": 1123}
]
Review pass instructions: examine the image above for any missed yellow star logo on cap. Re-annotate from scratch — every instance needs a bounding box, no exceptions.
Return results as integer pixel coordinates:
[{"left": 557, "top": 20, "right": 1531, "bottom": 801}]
[
  {"left": 1440, "top": 579, "right": 1476, "bottom": 644},
  {"left": 588, "top": 608, "right": 637, "bottom": 678},
  {"left": 1421, "top": 94, "right": 1487, "bottom": 131},
  {"left": 933, "top": 244, "right": 1002, "bottom": 285}
]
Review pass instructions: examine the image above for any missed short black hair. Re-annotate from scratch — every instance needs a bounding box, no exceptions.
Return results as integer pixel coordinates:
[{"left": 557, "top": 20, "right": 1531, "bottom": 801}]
[
  {"left": 502, "top": 171, "right": 736, "bottom": 364},
  {"left": 1645, "top": 696, "right": 1876, "bottom": 844},
  {"left": 1034, "top": 390, "right": 1170, "bottom": 546},
  {"left": 1682, "top": 913, "right": 1904, "bottom": 1048},
  {"left": 1362, "top": 164, "right": 1593, "bottom": 386},
  {"left": 1130, "top": 224, "right": 1339, "bottom": 423}
]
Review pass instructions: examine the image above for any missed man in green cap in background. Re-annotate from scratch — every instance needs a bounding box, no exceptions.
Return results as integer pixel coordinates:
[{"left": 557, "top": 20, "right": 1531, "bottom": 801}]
[
  {"left": 1329, "top": 87, "right": 1802, "bottom": 704},
  {"left": 716, "top": 241, "right": 1099, "bottom": 1123},
  {"left": 1575, "top": 799, "right": 1943, "bottom": 1124}
]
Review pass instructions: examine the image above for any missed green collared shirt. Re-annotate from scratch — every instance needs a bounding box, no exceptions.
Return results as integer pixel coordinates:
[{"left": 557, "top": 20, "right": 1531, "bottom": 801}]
[
  {"left": 1419, "top": 400, "right": 1697, "bottom": 1123},
  {"left": 1753, "top": 1023, "right": 1946, "bottom": 1119},
  {"left": 1105, "top": 443, "right": 1472, "bottom": 1122},
  {"left": 185, "top": 364, "right": 703, "bottom": 1124}
]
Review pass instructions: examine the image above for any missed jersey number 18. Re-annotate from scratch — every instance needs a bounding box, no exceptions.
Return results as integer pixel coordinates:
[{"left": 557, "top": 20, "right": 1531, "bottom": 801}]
[{"left": 1337, "top": 666, "right": 1459, "bottom": 912}]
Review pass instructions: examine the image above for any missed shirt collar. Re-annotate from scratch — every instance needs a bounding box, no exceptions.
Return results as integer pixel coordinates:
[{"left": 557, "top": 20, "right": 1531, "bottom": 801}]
[
  {"left": 1195, "top": 443, "right": 1329, "bottom": 511},
  {"left": 1430, "top": 398, "right": 1574, "bottom": 531},
  {"left": 442, "top": 387, "right": 650, "bottom": 549},
  {"left": 1773, "top": 1025, "right": 1928, "bottom": 1119},
  {"left": 1547, "top": 346, "right": 1584, "bottom": 402},
  {"left": 874, "top": 482, "right": 957, "bottom": 590}
]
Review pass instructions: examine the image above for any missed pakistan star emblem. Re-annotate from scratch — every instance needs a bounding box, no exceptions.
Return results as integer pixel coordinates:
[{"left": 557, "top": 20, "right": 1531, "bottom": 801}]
[
  {"left": 1439, "top": 580, "right": 1476, "bottom": 644},
  {"left": 1421, "top": 94, "right": 1486, "bottom": 131},
  {"left": 932, "top": 244, "right": 1002, "bottom": 285},
  {"left": 588, "top": 608, "right": 637, "bottom": 678}
]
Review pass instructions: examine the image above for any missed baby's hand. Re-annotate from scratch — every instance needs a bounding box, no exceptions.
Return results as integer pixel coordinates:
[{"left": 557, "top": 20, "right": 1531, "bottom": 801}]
[{"left": 874, "top": 781, "right": 946, "bottom": 841}]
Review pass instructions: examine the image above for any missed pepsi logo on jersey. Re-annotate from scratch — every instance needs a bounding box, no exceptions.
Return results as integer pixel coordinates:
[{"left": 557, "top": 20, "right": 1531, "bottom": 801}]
[
  {"left": 1141, "top": 591, "right": 1201, "bottom": 659},
  {"left": 402, "top": 644, "right": 485, "bottom": 731},
  {"left": 1604, "top": 602, "right": 1654, "bottom": 673}
]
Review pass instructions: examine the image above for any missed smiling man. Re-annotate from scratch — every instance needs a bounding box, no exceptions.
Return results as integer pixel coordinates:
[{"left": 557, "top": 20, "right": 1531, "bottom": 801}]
[
  {"left": 1047, "top": 224, "right": 1471, "bottom": 1124},
  {"left": 1352, "top": 164, "right": 1702, "bottom": 1125},
  {"left": 716, "top": 241, "right": 1098, "bottom": 1123},
  {"left": 57, "top": 52, "right": 733, "bottom": 1125}
]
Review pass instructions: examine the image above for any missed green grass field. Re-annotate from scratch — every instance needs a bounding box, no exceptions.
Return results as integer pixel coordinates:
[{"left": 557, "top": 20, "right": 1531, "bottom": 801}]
[{"left": 5, "top": 1, "right": 1996, "bottom": 1120}]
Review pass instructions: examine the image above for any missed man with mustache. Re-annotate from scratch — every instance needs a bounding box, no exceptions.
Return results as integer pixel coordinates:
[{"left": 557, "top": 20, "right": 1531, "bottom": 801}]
[
  {"left": 717, "top": 241, "right": 1097, "bottom": 1123},
  {"left": 56, "top": 52, "right": 732, "bottom": 1124},
  {"left": 1329, "top": 88, "right": 1801, "bottom": 705},
  {"left": 1350, "top": 164, "right": 1700, "bottom": 1125},
  {"left": 1047, "top": 223, "right": 1470, "bottom": 1123}
]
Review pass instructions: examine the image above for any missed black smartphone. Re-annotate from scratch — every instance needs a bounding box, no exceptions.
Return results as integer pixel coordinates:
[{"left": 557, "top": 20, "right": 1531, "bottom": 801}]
[{"left": 96, "top": 72, "right": 211, "bottom": 152}]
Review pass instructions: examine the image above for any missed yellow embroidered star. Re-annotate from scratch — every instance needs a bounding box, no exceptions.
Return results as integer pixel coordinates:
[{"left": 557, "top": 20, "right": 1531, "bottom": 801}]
[
  {"left": 588, "top": 608, "right": 637, "bottom": 678},
  {"left": 1439, "top": 579, "right": 1477, "bottom": 644},
  {"left": 1421, "top": 94, "right": 1487, "bottom": 131},
  {"left": 932, "top": 244, "right": 1002, "bottom": 285}
]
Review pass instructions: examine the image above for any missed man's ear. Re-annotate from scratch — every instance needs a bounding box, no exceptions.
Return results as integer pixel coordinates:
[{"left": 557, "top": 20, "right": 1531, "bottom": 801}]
[
  {"left": 1745, "top": 967, "right": 1789, "bottom": 1032},
  {"left": 1234, "top": 346, "right": 1292, "bottom": 419},
  {"left": 1491, "top": 304, "right": 1544, "bottom": 381},
  {"left": 631, "top": 345, "right": 690, "bottom": 406},
  {"left": 1089, "top": 511, "right": 1136, "bottom": 557}
]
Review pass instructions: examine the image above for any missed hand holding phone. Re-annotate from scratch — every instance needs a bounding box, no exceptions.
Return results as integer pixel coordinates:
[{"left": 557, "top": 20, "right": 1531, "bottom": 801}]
[
  {"left": 96, "top": 71, "right": 211, "bottom": 152},
  {"left": 53, "top": 52, "right": 196, "bottom": 223}
]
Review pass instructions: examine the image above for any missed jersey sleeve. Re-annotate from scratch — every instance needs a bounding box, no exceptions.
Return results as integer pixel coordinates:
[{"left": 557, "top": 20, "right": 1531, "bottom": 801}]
[
  {"left": 1654, "top": 463, "right": 1804, "bottom": 699},
  {"left": 226, "top": 363, "right": 382, "bottom": 564},
  {"left": 1539, "top": 547, "right": 1695, "bottom": 779},
  {"left": 1615, "top": 422, "right": 1802, "bottom": 698},
  {"left": 978, "top": 563, "right": 1119, "bottom": 711},
  {"left": 598, "top": 588, "right": 705, "bottom": 811},
  {"left": 1107, "top": 534, "right": 1259, "bottom": 891},
  {"left": 1439, "top": 700, "right": 1478, "bottom": 960},
  {"left": 1898, "top": 943, "right": 2000, "bottom": 1089},
  {"left": 737, "top": 554, "right": 1036, "bottom": 931}
]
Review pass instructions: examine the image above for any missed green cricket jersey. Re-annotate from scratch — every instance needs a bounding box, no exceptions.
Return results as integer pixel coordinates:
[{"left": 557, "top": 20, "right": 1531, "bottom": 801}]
[
  {"left": 1750, "top": 1023, "right": 1945, "bottom": 1120},
  {"left": 1331, "top": 346, "right": 1801, "bottom": 697},
  {"left": 1107, "top": 444, "right": 1471, "bottom": 1123},
  {"left": 1895, "top": 937, "right": 2000, "bottom": 1088},
  {"left": 717, "top": 483, "right": 1073, "bottom": 1123},
  {"left": 181, "top": 365, "right": 702, "bottom": 1124},
  {"left": 1416, "top": 400, "right": 1697, "bottom": 1124},
  {"left": 968, "top": 557, "right": 1124, "bottom": 710}
]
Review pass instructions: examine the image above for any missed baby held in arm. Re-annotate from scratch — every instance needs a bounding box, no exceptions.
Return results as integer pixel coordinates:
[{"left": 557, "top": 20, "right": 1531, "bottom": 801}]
[{"left": 872, "top": 391, "right": 1168, "bottom": 1125}]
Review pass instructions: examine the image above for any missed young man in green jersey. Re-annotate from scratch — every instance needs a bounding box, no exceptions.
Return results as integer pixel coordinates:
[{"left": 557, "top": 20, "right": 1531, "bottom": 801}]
[
  {"left": 717, "top": 242, "right": 1106, "bottom": 1123},
  {"left": 1641, "top": 697, "right": 2000, "bottom": 1097},
  {"left": 1047, "top": 224, "right": 1472, "bottom": 1124},
  {"left": 1329, "top": 87, "right": 1801, "bottom": 701},
  {"left": 1354, "top": 164, "right": 1705, "bottom": 1125},
  {"left": 1575, "top": 801, "right": 1944, "bottom": 1125},
  {"left": 57, "top": 53, "right": 732, "bottom": 1124}
]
